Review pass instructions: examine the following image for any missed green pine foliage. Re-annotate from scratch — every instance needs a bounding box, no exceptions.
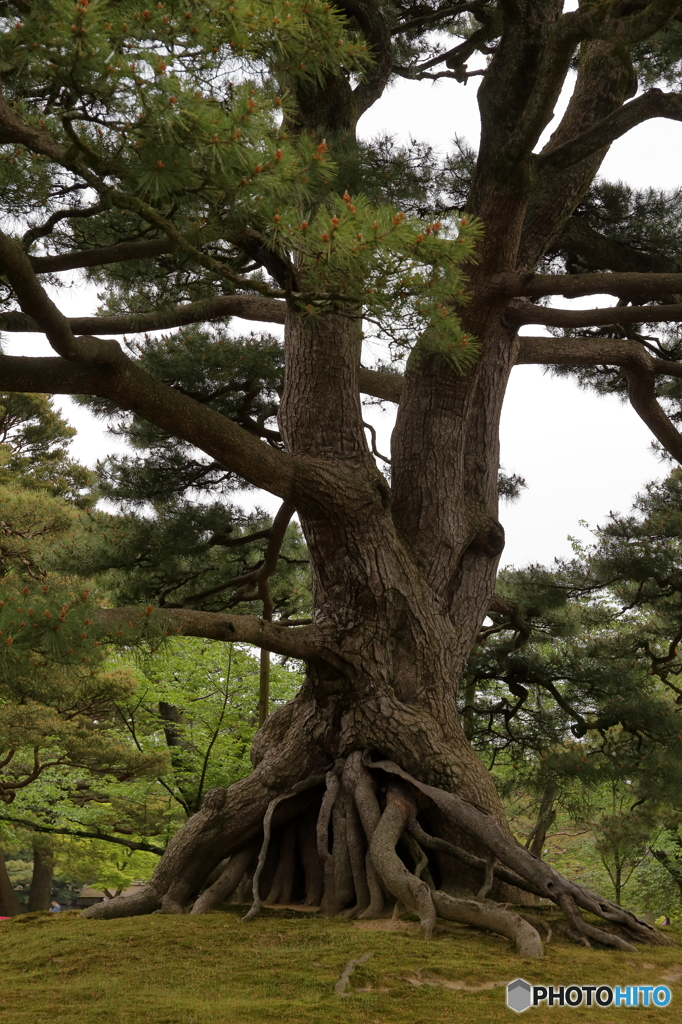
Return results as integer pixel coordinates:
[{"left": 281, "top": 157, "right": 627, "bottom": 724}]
[
  {"left": 463, "top": 466, "right": 682, "bottom": 912},
  {"left": 65, "top": 497, "right": 311, "bottom": 618},
  {"left": 0, "top": 1, "right": 483, "bottom": 367},
  {"left": 0, "top": 392, "right": 93, "bottom": 505},
  {"left": 631, "top": 14, "right": 682, "bottom": 87},
  {"left": 68, "top": 329, "right": 311, "bottom": 617},
  {"left": 112, "top": 638, "right": 303, "bottom": 814},
  {"left": 0, "top": 393, "right": 166, "bottom": 807}
]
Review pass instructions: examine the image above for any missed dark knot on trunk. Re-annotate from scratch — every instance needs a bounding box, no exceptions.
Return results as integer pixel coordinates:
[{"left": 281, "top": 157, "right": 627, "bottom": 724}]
[{"left": 468, "top": 518, "right": 505, "bottom": 558}]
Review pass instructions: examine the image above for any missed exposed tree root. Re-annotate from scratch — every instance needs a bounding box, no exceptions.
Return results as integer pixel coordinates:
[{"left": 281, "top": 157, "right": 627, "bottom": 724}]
[
  {"left": 431, "top": 891, "right": 544, "bottom": 957},
  {"left": 83, "top": 884, "right": 162, "bottom": 919},
  {"left": 475, "top": 854, "right": 496, "bottom": 902},
  {"left": 402, "top": 831, "right": 433, "bottom": 887},
  {"left": 407, "top": 818, "right": 539, "bottom": 898},
  {"left": 364, "top": 756, "right": 670, "bottom": 949},
  {"left": 244, "top": 771, "right": 328, "bottom": 922},
  {"left": 343, "top": 788, "right": 371, "bottom": 916},
  {"left": 331, "top": 793, "right": 355, "bottom": 911},
  {"left": 517, "top": 913, "right": 553, "bottom": 943},
  {"left": 334, "top": 951, "right": 372, "bottom": 996},
  {"left": 557, "top": 893, "right": 636, "bottom": 953},
  {"left": 192, "top": 842, "right": 259, "bottom": 915},
  {"left": 359, "top": 851, "right": 385, "bottom": 920},
  {"left": 344, "top": 750, "right": 385, "bottom": 919},
  {"left": 370, "top": 782, "right": 437, "bottom": 939},
  {"left": 82, "top": 746, "right": 671, "bottom": 956},
  {"left": 317, "top": 769, "right": 341, "bottom": 916}
]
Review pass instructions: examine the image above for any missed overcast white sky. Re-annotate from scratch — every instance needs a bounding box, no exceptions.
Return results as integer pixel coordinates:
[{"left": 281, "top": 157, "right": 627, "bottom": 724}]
[{"left": 7, "top": 42, "right": 682, "bottom": 570}]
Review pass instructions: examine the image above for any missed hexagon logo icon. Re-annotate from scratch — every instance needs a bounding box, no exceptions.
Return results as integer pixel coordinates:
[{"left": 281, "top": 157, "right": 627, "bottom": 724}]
[{"left": 507, "top": 977, "right": 532, "bottom": 1013}]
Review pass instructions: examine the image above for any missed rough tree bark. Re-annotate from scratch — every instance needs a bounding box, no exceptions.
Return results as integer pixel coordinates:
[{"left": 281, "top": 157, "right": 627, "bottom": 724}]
[
  {"left": 79, "top": 297, "right": 669, "bottom": 951},
  {"left": 2, "top": 1, "right": 681, "bottom": 954}
]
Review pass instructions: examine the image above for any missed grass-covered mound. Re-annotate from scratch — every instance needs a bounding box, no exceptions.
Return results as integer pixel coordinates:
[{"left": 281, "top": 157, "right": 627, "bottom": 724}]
[{"left": 0, "top": 906, "right": 680, "bottom": 1024}]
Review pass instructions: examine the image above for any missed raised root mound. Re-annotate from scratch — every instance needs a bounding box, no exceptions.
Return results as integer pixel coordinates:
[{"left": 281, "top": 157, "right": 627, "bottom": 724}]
[{"left": 83, "top": 750, "right": 670, "bottom": 956}]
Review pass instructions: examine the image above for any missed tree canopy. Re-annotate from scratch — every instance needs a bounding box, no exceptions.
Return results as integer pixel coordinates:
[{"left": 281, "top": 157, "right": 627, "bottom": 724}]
[{"left": 3, "top": 0, "right": 682, "bottom": 954}]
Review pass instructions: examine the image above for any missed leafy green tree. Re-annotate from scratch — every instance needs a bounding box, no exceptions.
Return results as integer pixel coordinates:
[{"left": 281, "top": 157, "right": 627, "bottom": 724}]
[
  {"left": 0, "top": 391, "right": 92, "bottom": 504},
  {"left": 1, "top": 639, "right": 303, "bottom": 897},
  {"left": 6, "top": 0, "right": 682, "bottom": 954},
  {"left": 0, "top": 390, "right": 168, "bottom": 914},
  {"left": 112, "top": 639, "right": 303, "bottom": 817},
  {"left": 50, "top": 837, "right": 160, "bottom": 900},
  {"left": 650, "top": 828, "right": 682, "bottom": 902}
]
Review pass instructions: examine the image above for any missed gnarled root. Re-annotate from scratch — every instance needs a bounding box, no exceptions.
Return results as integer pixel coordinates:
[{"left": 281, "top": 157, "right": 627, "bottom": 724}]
[
  {"left": 244, "top": 771, "right": 328, "bottom": 922},
  {"left": 370, "top": 782, "right": 437, "bottom": 939},
  {"left": 81, "top": 743, "right": 671, "bottom": 956},
  {"left": 317, "top": 769, "right": 342, "bottom": 916},
  {"left": 345, "top": 750, "right": 385, "bottom": 919},
  {"left": 364, "top": 755, "right": 670, "bottom": 950},
  {"left": 343, "top": 788, "right": 371, "bottom": 916},
  {"left": 82, "top": 883, "right": 161, "bottom": 919},
  {"left": 191, "top": 842, "right": 259, "bottom": 914},
  {"left": 432, "top": 891, "right": 543, "bottom": 957}
]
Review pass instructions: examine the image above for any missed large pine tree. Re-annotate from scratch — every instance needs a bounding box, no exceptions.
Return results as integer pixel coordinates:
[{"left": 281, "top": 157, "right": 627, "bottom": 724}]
[{"left": 3, "top": 1, "right": 682, "bottom": 951}]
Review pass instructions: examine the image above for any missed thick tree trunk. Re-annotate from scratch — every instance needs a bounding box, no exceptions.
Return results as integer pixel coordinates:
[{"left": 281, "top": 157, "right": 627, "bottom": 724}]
[
  {"left": 81, "top": 309, "right": 669, "bottom": 953},
  {"left": 76, "top": 15, "right": 677, "bottom": 945},
  {"left": 27, "top": 839, "right": 54, "bottom": 912},
  {"left": 0, "top": 848, "right": 21, "bottom": 917}
]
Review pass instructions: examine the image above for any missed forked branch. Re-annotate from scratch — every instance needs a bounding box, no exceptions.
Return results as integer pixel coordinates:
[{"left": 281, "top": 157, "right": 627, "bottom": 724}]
[{"left": 539, "top": 88, "right": 682, "bottom": 173}]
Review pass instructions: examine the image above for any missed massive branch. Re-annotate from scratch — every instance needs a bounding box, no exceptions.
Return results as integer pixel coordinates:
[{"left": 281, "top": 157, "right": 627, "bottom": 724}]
[
  {"left": 0, "top": 295, "right": 286, "bottom": 336},
  {"left": 0, "top": 354, "right": 398, "bottom": 420},
  {"left": 538, "top": 88, "right": 682, "bottom": 173},
  {"left": 0, "top": 352, "right": 295, "bottom": 497},
  {"left": 95, "top": 607, "right": 326, "bottom": 661},
  {"left": 501, "top": 270, "right": 682, "bottom": 301},
  {"left": 29, "top": 238, "right": 176, "bottom": 274},
  {"left": 517, "top": 334, "right": 682, "bottom": 377},
  {"left": 0, "top": 230, "right": 295, "bottom": 499},
  {"left": 514, "top": 301, "right": 682, "bottom": 330}
]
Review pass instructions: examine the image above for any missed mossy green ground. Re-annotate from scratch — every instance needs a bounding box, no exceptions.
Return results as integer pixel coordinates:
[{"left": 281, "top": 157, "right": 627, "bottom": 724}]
[{"left": 1, "top": 906, "right": 681, "bottom": 1024}]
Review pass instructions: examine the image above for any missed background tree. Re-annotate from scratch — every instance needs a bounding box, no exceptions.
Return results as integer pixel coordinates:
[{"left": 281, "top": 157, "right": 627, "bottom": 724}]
[
  {"left": 463, "top": 466, "right": 682, "bottom": 917},
  {"left": 0, "top": 391, "right": 170, "bottom": 908},
  {"left": 5, "top": 0, "right": 682, "bottom": 953},
  {"left": 111, "top": 638, "right": 304, "bottom": 817},
  {"left": 0, "top": 391, "right": 92, "bottom": 505},
  {"left": 0, "top": 392, "right": 165, "bottom": 806},
  {"left": 0, "top": 638, "right": 304, "bottom": 908}
]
